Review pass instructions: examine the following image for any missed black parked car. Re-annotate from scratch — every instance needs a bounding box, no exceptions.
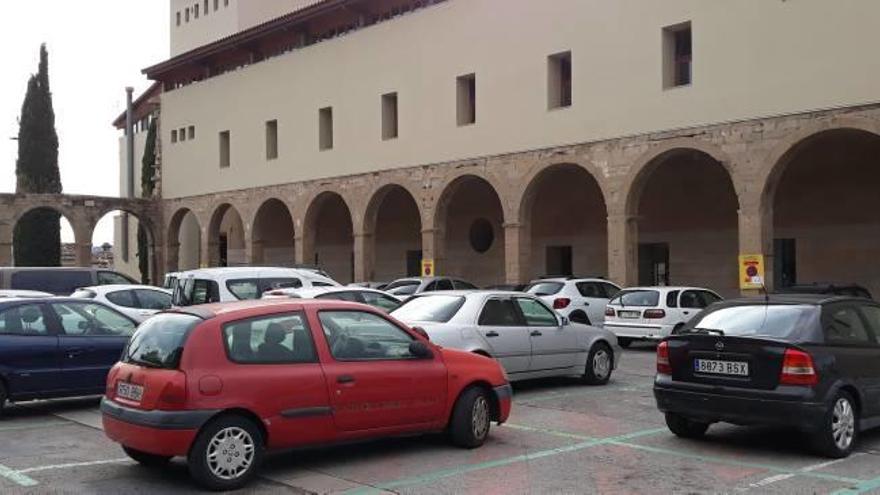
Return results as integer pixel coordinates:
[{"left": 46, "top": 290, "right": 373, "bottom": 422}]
[
  {"left": 776, "top": 283, "right": 872, "bottom": 300},
  {"left": 654, "top": 295, "right": 880, "bottom": 458}
]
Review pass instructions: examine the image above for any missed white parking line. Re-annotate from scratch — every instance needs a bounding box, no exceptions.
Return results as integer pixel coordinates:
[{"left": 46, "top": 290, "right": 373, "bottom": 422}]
[{"left": 739, "top": 455, "right": 862, "bottom": 492}]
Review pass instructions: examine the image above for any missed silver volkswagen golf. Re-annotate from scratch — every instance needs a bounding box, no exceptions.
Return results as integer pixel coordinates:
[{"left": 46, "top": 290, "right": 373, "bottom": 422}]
[{"left": 391, "top": 291, "right": 621, "bottom": 384}]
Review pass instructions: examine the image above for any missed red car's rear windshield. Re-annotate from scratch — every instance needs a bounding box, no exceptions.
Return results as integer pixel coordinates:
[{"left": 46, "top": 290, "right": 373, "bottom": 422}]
[{"left": 124, "top": 313, "right": 201, "bottom": 369}]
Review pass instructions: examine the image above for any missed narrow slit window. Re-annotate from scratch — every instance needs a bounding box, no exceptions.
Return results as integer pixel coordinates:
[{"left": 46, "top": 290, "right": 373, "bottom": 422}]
[
  {"left": 171, "top": 129, "right": 178, "bottom": 143},
  {"left": 381, "top": 92, "right": 398, "bottom": 140},
  {"left": 548, "top": 51, "right": 572, "bottom": 109},
  {"left": 456, "top": 74, "right": 476, "bottom": 126},
  {"left": 266, "top": 120, "right": 279, "bottom": 160},
  {"left": 663, "top": 22, "right": 692, "bottom": 88},
  {"left": 319, "top": 107, "right": 334, "bottom": 150},
  {"left": 179, "top": 127, "right": 187, "bottom": 142},
  {"left": 187, "top": 126, "right": 195, "bottom": 140},
  {"left": 219, "top": 131, "right": 231, "bottom": 168},
  {"left": 176, "top": 12, "right": 181, "bottom": 26}
]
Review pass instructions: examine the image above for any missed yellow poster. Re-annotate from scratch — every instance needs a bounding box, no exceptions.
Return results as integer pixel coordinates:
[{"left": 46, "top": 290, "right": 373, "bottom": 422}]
[
  {"left": 421, "top": 259, "right": 435, "bottom": 277},
  {"left": 739, "top": 254, "right": 766, "bottom": 290}
]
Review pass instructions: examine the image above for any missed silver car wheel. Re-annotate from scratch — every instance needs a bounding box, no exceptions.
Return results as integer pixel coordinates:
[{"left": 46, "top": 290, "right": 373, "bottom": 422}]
[
  {"left": 831, "top": 397, "right": 855, "bottom": 451},
  {"left": 472, "top": 396, "right": 490, "bottom": 440},
  {"left": 593, "top": 349, "right": 611, "bottom": 380},
  {"left": 206, "top": 426, "right": 255, "bottom": 481}
]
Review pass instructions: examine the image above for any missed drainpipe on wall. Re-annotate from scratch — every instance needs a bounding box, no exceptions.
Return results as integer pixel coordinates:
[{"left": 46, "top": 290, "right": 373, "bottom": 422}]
[{"left": 122, "top": 86, "right": 135, "bottom": 262}]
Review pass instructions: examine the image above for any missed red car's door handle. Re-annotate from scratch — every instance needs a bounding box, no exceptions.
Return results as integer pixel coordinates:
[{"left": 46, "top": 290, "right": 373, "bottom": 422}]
[
  {"left": 337, "top": 375, "right": 355, "bottom": 384},
  {"left": 485, "top": 331, "right": 500, "bottom": 338}
]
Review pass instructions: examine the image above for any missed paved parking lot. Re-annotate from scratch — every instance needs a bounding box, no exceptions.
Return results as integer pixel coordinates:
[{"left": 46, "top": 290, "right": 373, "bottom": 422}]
[{"left": 1, "top": 347, "right": 880, "bottom": 494}]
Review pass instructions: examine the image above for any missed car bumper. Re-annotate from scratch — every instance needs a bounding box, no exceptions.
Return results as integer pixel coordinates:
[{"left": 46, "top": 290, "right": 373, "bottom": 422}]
[
  {"left": 493, "top": 384, "right": 513, "bottom": 424},
  {"left": 654, "top": 381, "right": 826, "bottom": 431},
  {"left": 605, "top": 321, "right": 674, "bottom": 340},
  {"left": 101, "top": 398, "right": 216, "bottom": 456}
]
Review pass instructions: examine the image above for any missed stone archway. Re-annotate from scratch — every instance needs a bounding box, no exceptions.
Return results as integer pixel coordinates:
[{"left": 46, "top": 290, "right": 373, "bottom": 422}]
[
  {"left": 624, "top": 148, "right": 740, "bottom": 296},
  {"left": 207, "top": 204, "right": 246, "bottom": 267},
  {"left": 251, "top": 198, "right": 295, "bottom": 266},
  {"left": 433, "top": 174, "right": 505, "bottom": 287},
  {"left": 518, "top": 163, "right": 608, "bottom": 280},
  {"left": 303, "top": 191, "right": 354, "bottom": 283},
  {"left": 362, "top": 184, "right": 423, "bottom": 282},
  {"left": 764, "top": 128, "right": 880, "bottom": 295},
  {"left": 167, "top": 207, "right": 201, "bottom": 272}
]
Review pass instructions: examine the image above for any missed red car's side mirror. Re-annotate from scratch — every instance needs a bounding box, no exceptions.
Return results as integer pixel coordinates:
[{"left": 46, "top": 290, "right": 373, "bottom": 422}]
[{"left": 411, "top": 326, "right": 430, "bottom": 341}]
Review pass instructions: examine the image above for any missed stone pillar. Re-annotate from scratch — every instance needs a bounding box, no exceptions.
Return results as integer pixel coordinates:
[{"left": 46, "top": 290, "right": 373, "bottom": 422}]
[
  {"left": 73, "top": 221, "right": 94, "bottom": 268},
  {"left": 738, "top": 205, "right": 774, "bottom": 294},
  {"left": 166, "top": 241, "right": 180, "bottom": 273},
  {"left": 353, "top": 231, "right": 374, "bottom": 282},
  {"left": 503, "top": 222, "right": 529, "bottom": 285},
  {"left": 294, "top": 234, "right": 306, "bottom": 265},
  {"left": 421, "top": 228, "right": 444, "bottom": 275},
  {"left": 607, "top": 213, "right": 638, "bottom": 287},
  {"left": 201, "top": 230, "right": 216, "bottom": 268},
  {"left": 0, "top": 221, "right": 13, "bottom": 266},
  {"left": 248, "top": 240, "right": 264, "bottom": 266}
]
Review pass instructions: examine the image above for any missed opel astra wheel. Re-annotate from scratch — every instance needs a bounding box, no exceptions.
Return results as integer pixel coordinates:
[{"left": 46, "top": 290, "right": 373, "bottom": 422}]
[
  {"left": 189, "top": 415, "right": 264, "bottom": 491},
  {"left": 450, "top": 387, "right": 492, "bottom": 448},
  {"left": 813, "top": 391, "right": 858, "bottom": 458}
]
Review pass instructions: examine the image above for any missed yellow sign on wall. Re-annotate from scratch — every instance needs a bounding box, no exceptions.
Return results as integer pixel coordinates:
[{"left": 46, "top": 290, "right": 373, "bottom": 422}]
[
  {"left": 421, "top": 259, "right": 435, "bottom": 277},
  {"left": 739, "top": 254, "right": 766, "bottom": 290}
]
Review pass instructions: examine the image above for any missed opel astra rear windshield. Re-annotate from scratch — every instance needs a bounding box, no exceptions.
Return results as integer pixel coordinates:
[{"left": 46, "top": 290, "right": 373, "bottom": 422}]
[
  {"left": 685, "top": 304, "right": 819, "bottom": 340},
  {"left": 391, "top": 295, "right": 466, "bottom": 323},
  {"left": 124, "top": 313, "right": 201, "bottom": 369}
]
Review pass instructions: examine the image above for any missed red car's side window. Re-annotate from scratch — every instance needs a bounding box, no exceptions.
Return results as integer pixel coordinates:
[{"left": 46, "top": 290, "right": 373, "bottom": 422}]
[
  {"left": 222, "top": 311, "right": 317, "bottom": 364},
  {"left": 318, "top": 310, "right": 415, "bottom": 361}
]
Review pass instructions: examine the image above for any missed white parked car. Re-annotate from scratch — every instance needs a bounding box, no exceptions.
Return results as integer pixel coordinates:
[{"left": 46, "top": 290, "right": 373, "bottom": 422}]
[
  {"left": 70, "top": 285, "right": 173, "bottom": 323},
  {"left": 262, "top": 286, "right": 403, "bottom": 312},
  {"left": 391, "top": 291, "right": 621, "bottom": 384},
  {"left": 525, "top": 278, "right": 622, "bottom": 327},
  {"left": 171, "top": 267, "right": 340, "bottom": 306},
  {"left": 604, "top": 286, "right": 723, "bottom": 346},
  {"left": 0, "top": 290, "right": 53, "bottom": 299}
]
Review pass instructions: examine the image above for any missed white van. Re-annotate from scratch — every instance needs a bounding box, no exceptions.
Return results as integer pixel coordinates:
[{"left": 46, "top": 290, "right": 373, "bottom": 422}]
[{"left": 171, "top": 267, "right": 340, "bottom": 306}]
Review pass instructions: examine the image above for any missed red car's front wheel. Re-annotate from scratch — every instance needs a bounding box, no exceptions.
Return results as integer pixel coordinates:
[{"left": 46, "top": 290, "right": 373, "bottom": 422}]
[{"left": 450, "top": 387, "right": 492, "bottom": 448}]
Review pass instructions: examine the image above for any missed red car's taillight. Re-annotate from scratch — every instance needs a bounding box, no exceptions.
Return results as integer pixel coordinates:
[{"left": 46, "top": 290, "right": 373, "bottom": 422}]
[
  {"left": 605, "top": 307, "right": 615, "bottom": 317},
  {"left": 553, "top": 298, "right": 571, "bottom": 309},
  {"left": 156, "top": 373, "right": 188, "bottom": 410},
  {"left": 657, "top": 341, "right": 672, "bottom": 375},
  {"left": 780, "top": 348, "right": 818, "bottom": 386},
  {"left": 644, "top": 309, "right": 666, "bottom": 319}
]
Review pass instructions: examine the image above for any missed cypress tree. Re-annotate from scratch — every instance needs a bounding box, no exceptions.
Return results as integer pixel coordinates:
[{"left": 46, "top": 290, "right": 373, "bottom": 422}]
[
  {"left": 136, "top": 118, "right": 158, "bottom": 283},
  {"left": 14, "top": 44, "right": 62, "bottom": 267}
]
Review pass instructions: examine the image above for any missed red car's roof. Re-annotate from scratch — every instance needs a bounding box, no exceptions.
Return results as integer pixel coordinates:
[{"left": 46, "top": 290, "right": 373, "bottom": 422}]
[{"left": 168, "top": 299, "right": 372, "bottom": 320}]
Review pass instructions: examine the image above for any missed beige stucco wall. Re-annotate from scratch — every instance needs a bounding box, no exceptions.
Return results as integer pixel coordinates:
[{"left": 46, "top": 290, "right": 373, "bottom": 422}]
[
  {"left": 170, "top": 0, "right": 320, "bottom": 56},
  {"left": 160, "top": 0, "right": 880, "bottom": 199}
]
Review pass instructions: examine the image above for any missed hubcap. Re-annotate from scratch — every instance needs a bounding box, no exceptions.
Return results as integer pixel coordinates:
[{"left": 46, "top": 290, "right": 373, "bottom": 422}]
[
  {"left": 471, "top": 396, "right": 490, "bottom": 440},
  {"left": 831, "top": 398, "right": 855, "bottom": 451},
  {"left": 593, "top": 350, "right": 611, "bottom": 379},
  {"left": 206, "top": 426, "right": 255, "bottom": 481}
]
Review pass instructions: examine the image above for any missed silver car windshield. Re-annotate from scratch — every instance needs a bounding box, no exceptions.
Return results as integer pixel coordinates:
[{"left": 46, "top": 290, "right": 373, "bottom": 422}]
[{"left": 391, "top": 295, "right": 466, "bottom": 323}]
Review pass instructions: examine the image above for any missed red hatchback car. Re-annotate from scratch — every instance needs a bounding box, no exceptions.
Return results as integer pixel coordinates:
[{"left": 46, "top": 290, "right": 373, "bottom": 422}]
[{"left": 101, "top": 300, "right": 511, "bottom": 490}]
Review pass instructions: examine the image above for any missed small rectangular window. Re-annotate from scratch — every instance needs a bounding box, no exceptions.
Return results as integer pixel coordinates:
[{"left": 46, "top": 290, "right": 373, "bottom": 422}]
[
  {"left": 179, "top": 127, "right": 187, "bottom": 142},
  {"left": 194, "top": 4, "right": 200, "bottom": 18},
  {"left": 214, "top": 0, "right": 219, "bottom": 11},
  {"left": 266, "top": 120, "right": 278, "bottom": 160},
  {"left": 381, "top": 92, "right": 398, "bottom": 140},
  {"left": 176, "top": 12, "right": 181, "bottom": 26},
  {"left": 185, "top": 8, "right": 190, "bottom": 22},
  {"left": 224, "top": 0, "right": 229, "bottom": 6},
  {"left": 663, "top": 22, "right": 692, "bottom": 88},
  {"left": 319, "top": 107, "right": 333, "bottom": 150},
  {"left": 187, "top": 126, "right": 195, "bottom": 140},
  {"left": 171, "top": 129, "right": 178, "bottom": 143},
  {"left": 548, "top": 51, "right": 572, "bottom": 109},
  {"left": 456, "top": 74, "right": 476, "bottom": 126},
  {"left": 204, "top": 0, "right": 209, "bottom": 14},
  {"left": 219, "top": 131, "right": 231, "bottom": 168}
]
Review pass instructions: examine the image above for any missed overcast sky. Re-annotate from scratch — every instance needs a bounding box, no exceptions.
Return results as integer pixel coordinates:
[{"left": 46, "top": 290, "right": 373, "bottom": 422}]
[{"left": 0, "top": 1, "right": 169, "bottom": 244}]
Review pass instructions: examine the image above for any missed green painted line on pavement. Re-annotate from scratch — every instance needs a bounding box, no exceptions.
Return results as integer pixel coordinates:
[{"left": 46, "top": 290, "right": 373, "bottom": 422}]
[
  {"left": 342, "top": 427, "right": 666, "bottom": 495},
  {"left": 831, "top": 474, "right": 880, "bottom": 495},
  {"left": 0, "top": 463, "right": 38, "bottom": 487}
]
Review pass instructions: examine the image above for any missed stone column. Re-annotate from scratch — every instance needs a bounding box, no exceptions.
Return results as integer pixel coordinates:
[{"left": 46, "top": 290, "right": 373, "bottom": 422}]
[
  {"left": 353, "top": 231, "right": 374, "bottom": 282},
  {"left": 421, "top": 228, "right": 444, "bottom": 275},
  {"left": 503, "top": 222, "right": 529, "bottom": 285},
  {"left": 607, "top": 213, "right": 638, "bottom": 287},
  {"left": 201, "top": 229, "right": 216, "bottom": 268},
  {"left": 248, "top": 240, "right": 264, "bottom": 266},
  {"left": 72, "top": 220, "right": 94, "bottom": 268},
  {"left": 738, "top": 205, "right": 774, "bottom": 294},
  {"left": 0, "top": 221, "right": 13, "bottom": 266},
  {"left": 294, "top": 234, "right": 306, "bottom": 265}
]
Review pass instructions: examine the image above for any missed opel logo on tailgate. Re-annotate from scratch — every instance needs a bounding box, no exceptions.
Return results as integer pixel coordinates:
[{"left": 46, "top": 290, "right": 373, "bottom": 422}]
[{"left": 715, "top": 341, "right": 725, "bottom": 351}]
